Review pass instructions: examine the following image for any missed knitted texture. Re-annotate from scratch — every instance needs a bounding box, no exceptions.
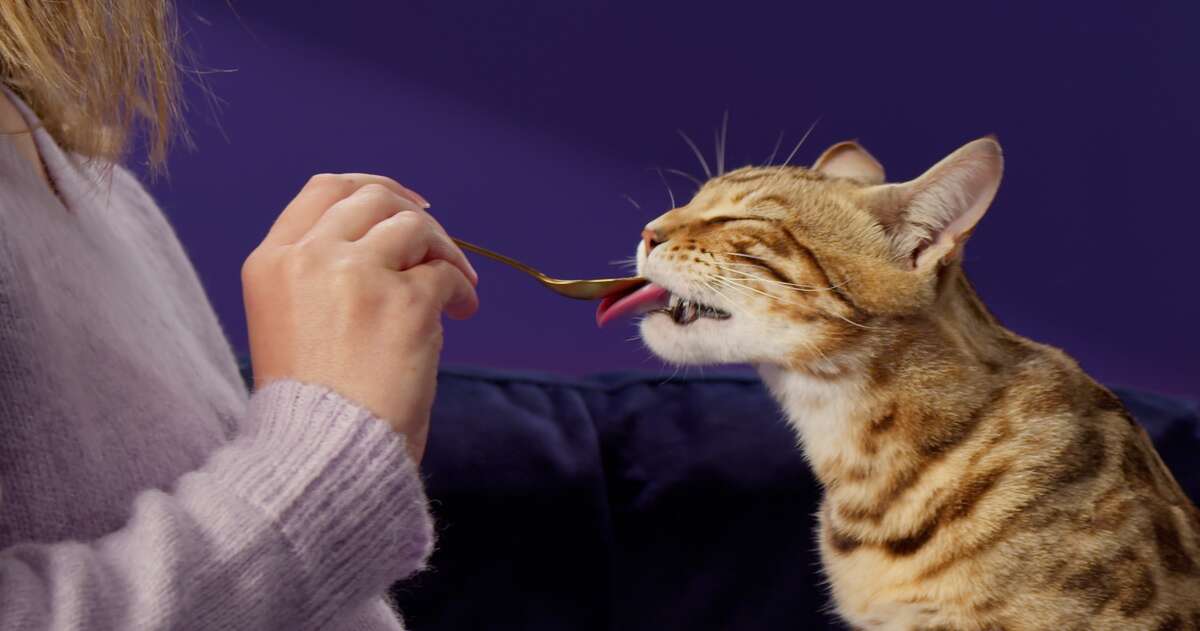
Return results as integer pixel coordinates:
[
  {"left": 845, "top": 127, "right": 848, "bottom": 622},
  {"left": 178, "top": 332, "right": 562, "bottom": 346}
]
[{"left": 0, "top": 87, "right": 431, "bottom": 629}]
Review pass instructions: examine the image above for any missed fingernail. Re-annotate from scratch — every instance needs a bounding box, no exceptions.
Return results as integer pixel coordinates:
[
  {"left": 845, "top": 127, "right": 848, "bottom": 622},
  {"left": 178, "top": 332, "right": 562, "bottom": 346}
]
[
  {"left": 467, "top": 260, "right": 479, "bottom": 285},
  {"left": 410, "top": 190, "right": 431, "bottom": 208}
]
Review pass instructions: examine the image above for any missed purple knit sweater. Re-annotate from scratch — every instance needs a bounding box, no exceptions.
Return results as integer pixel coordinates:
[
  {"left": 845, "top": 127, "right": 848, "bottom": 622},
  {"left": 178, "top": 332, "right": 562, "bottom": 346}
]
[{"left": 0, "top": 90, "right": 432, "bottom": 629}]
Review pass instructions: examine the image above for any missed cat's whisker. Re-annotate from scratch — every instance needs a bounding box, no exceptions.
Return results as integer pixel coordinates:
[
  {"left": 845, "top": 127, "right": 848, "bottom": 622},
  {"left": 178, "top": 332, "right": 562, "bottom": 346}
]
[
  {"left": 714, "top": 277, "right": 878, "bottom": 346},
  {"left": 760, "top": 117, "right": 821, "bottom": 191},
  {"left": 710, "top": 275, "right": 835, "bottom": 364},
  {"left": 720, "top": 251, "right": 772, "bottom": 262},
  {"left": 714, "top": 128, "right": 723, "bottom": 176},
  {"left": 799, "top": 334, "right": 832, "bottom": 363},
  {"left": 610, "top": 256, "right": 639, "bottom": 270},
  {"left": 651, "top": 167, "right": 677, "bottom": 209},
  {"left": 621, "top": 194, "right": 641, "bottom": 210},
  {"left": 664, "top": 168, "right": 703, "bottom": 187},
  {"left": 826, "top": 277, "right": 855, "bottom": 291},
  {"left": 712, "top": 264, "right": 799, "bottom": 285},
  {"left": 714, "top": 272, "right": 879, "bottom": 330},
  {"left": 677, "top": 129, "right": 714, "bottom": 179},
  {"left": 705, "top": 276, "right": 761, "bottom": 302},
  {"left": 779, "top": 117, "right": 821, "bottom": 168},
  {"left": 706, "top": 254, "right": 856, "bottom": 292},
  {"left": 763, "top": 129, "right": 785, "bottom": 166},
  {"left": 701, "top": 279, "right": 739, "bottom": 310},
  {"left": 711, "top": 261, "right": 770, "bottom": 270},
  {"left": 710, "top": 275, "right": 788, "bottom": 304},
  {"left": 716, "top": 110, "right": 729, "bottom": 176},
  {"left": 710, "top": 262, "right": 848, "bottom": 291},
  {"left": 710, "top": 264, "right": 827, "bottom": 291},
  {"left": 829, "top": 311, "right": 883, "bottom": 331},
  {"left": 709, "top": 260, "right": 785, "bottom": 272},
  {"left": 659, "top": 360, "right": 683, "bottom": 385},
  {"left": 705, "top": 274, "right": 878, "bottom": 331},
  {"left": 711, "top": 263, "right": 795, "bottom": 280}
]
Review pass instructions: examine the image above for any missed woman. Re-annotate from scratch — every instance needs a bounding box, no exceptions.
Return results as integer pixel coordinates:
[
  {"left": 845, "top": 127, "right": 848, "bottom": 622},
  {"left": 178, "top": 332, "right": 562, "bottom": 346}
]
[{"left": 0, "top": 2, "right": 477, "bottom": 629}]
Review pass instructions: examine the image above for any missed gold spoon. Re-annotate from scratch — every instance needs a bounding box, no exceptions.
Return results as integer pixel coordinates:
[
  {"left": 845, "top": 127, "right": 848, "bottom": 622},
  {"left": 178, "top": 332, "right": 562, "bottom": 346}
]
[{"left": 452, "top": 237, "right": 646, "bottom": 300}]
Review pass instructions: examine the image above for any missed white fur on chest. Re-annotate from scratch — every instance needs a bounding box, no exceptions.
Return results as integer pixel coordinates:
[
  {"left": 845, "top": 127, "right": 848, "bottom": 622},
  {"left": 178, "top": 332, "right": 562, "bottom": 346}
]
[{"left": 757, "top": 365, "right": 868, "bottom": 468}]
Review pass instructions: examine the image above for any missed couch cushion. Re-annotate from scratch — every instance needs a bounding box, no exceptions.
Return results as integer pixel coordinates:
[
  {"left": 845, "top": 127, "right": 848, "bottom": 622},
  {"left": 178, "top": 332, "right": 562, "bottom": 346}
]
[
  {"left": 390, "top": 367, "right": 615, "bottom": 630},
  {"left": 392, "top": 367, "right": 1200, "bottom": 630}
]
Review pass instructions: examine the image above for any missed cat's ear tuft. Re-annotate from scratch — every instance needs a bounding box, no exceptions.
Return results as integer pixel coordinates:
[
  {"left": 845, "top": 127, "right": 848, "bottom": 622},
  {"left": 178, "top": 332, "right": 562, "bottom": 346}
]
[
  {"left": 863, "top": 137, "right": 1003, "bottom": 271},
  {"left": 812, "top": 141, "right": 886, "bottom": 185}
]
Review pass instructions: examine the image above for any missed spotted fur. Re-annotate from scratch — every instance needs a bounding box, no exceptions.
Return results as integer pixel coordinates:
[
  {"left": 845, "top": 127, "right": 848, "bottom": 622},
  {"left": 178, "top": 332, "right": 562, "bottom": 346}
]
[{"left": 633, "top": 137, "right": 1200, "bottom": 630}]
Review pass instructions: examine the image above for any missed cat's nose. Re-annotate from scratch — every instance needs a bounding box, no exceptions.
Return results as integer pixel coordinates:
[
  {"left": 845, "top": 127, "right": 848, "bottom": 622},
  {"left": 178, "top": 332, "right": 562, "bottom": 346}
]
[{"left": 642, "top": 229, "right": 664, "bottom": 254}]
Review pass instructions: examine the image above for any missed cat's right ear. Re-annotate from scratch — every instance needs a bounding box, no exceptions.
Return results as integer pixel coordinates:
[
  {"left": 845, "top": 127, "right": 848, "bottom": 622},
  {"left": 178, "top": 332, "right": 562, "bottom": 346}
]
[{"left": 859, "top": 137, "right": 1003, "bottom": 272}]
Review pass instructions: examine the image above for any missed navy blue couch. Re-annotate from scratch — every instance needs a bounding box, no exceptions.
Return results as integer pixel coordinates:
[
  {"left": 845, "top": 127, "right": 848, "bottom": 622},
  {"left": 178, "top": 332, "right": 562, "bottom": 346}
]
[{"left": 385, "top": 367, "right": 1200, "bottom": 630}]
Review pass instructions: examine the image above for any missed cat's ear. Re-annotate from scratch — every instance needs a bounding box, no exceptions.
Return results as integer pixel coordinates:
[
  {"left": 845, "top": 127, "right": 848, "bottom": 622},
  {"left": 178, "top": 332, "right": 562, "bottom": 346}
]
[
  {"left": 812, "top": 141, "right": 886, "bottom": 184},
  {"left": 861, "top": 137, "right": 1003, "bottom": 271}
]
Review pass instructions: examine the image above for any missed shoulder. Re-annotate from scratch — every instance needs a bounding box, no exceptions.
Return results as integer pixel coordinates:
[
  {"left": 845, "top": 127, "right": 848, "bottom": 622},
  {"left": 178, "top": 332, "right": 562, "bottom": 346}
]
[
  {"left": 108, "top": 162, "right": 161, "bottom": 210},
  {"left": 68, "top": 157, "right": 185, "bottom": 251},
  {"left": 74, "top": 159, "right": 159, "bottom": 214}
]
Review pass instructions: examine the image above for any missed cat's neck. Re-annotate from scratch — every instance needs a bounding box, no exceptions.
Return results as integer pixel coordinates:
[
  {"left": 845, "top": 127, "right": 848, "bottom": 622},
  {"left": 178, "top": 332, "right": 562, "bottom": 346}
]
[
  {"left": 757, "top": 365, "right": 872, "bottom": 477},
  {"left": 758, "top": 265, "right": 1024, "bottom": 486}
]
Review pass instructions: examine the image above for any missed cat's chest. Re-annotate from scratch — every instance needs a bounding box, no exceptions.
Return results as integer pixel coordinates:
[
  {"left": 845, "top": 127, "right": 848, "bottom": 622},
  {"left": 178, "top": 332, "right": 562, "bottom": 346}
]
[
  {"left": 816, "top": 504, "right": 950, "bottom": 630},
  {"left": 757, "top": 368, "right": 972, "bottom": 627}
]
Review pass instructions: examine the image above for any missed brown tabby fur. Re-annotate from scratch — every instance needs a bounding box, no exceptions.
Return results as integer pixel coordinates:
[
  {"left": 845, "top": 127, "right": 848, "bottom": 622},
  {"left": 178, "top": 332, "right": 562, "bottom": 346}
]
[{"left": 633, "top": 138, "right": 1200, "bottom": 630}]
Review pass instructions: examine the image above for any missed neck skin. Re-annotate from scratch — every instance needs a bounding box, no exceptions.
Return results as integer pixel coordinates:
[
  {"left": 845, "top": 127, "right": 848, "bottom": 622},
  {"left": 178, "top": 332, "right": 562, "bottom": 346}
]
[
  {"left": 0, "top": 88, "right": 54, "bottom": 189},
  {"left": 757, "top": 265, "right": 1021, "bottom": 487}
]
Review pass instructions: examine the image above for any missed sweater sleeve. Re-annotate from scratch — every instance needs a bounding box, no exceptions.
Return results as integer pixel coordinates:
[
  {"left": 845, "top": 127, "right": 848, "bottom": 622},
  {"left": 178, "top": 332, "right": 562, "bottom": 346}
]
[{"left": 0, "top": 380, "right": 433, "bottom": 630}]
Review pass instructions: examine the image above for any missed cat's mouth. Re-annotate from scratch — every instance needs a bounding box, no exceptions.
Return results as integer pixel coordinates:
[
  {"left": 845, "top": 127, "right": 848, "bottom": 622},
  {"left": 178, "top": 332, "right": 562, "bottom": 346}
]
[
  {"left": 596, "top": 281, "right": 730, "bottom": 327},
  {"left": 649, "top": 294, "right": 732, "bottom": 326}
]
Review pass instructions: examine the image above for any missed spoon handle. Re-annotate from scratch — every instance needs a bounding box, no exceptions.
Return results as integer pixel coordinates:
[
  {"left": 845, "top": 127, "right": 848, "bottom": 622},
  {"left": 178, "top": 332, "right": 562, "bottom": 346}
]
[{"left": 452, "top": 237, "right": 548, "bottom": 280}]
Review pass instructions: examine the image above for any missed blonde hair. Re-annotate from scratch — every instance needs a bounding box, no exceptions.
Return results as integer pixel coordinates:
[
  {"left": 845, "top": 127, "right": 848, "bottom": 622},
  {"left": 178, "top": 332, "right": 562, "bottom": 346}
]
[{"left": 0, "top": 1, "right": 183, "bottom": 170}]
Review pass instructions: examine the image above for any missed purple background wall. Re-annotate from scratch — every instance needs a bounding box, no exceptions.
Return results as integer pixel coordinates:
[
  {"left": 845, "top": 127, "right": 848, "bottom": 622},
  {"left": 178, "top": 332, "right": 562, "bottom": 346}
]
[{"left": 147, "top": 1, "right": 1198, "bottom": 398}]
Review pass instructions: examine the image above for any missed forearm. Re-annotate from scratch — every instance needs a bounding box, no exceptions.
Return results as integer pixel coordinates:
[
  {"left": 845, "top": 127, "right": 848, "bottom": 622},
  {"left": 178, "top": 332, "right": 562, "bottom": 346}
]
[{"left": 0, "top": 380, "right": 432, "bottom": 631}]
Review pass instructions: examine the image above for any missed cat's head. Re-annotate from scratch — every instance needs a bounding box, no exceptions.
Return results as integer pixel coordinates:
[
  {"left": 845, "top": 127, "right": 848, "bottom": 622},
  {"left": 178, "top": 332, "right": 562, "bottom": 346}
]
[{"left": 620, "top": 137, "right": 1003, "bottom": 372}]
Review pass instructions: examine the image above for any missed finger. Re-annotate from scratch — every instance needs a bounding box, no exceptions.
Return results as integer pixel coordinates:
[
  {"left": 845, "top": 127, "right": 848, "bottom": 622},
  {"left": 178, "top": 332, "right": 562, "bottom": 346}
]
[
  {"left": 360, "top": 210, "right": 479, "bottom": 285},
  {"left": 407, "top": 259, "right": 480, "bottom": 320},
  {"left": 398, "top": 208, "right": 478, "bottom": 285},
  {"left": 308, "top": 184, "right": 424, "bottom": 242},
  {"left": 263, "top": 173, "right": 430, "bottom": 246}
]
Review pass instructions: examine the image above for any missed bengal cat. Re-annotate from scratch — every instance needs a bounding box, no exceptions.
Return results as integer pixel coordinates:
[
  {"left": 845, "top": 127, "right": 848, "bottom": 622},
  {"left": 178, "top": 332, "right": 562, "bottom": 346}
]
[{"left": 597, "top": 137, "right": 1200, "bottom": 630}]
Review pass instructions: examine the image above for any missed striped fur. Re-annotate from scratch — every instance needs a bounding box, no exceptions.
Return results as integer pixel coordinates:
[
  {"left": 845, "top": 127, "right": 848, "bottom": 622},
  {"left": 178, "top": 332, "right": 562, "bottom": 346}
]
[{"left": 633, "top": 138, "right": 1200, "bottom": 630}]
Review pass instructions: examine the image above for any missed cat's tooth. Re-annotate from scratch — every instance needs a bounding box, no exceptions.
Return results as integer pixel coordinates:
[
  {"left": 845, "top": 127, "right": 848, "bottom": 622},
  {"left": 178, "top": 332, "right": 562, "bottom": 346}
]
[{"left": 681, "top": 301, "right": 699, "bottom": 324}]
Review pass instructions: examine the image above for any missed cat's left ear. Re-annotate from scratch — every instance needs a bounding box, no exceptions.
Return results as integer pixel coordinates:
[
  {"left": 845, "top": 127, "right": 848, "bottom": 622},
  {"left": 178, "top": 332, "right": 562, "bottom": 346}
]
[
  {"left": 812, "top": 141, "right": 886, "bottom": 184},
  {"left": 860, "top": 136, "right": 1003, "bottom": 271}
]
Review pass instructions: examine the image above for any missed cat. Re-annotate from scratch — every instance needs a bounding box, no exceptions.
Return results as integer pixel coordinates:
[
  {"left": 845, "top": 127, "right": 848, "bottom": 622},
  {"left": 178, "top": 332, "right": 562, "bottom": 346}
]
[{"left": 601, "top": 137, "right": 1200, "bottom": 629}]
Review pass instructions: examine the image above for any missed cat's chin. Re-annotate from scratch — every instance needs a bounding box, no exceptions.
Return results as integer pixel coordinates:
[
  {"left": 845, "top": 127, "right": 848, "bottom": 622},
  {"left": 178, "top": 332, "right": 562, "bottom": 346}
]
[{"left": 638, "top": 311, "right": 748, "bottom": 365}]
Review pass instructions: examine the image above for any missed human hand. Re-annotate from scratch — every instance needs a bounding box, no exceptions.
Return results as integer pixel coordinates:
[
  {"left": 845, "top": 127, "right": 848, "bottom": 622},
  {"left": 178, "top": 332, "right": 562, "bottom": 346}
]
[{"left": 242, "top": 174, "right": 478, "bottom": 462}]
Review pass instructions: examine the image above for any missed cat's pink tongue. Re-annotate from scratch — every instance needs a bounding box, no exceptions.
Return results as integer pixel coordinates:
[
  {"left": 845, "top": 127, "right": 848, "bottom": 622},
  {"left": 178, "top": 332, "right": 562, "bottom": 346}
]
[{"left": 596, "top": 283, "right": 669, "bottom": 327}]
